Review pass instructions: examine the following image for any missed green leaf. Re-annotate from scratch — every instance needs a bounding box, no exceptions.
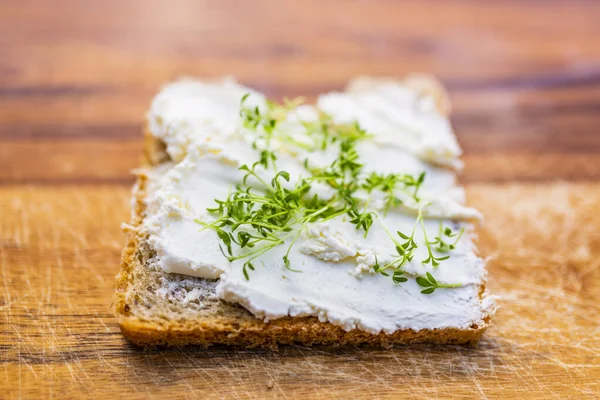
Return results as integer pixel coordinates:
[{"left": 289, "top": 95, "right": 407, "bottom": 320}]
[
  {"left": 392, "top": 269, "right": 408, "bottom": 284},
  {"left": 421, "top": 287, "right": 435, "bottom": 295},
  {"left": 237, "top": 231, "right": 251, "bottom": 247},
  {"left": 277, "top": 171, "right": 290, "bottom": 182},
  {"left": 243, "top": 261, "right": 254, "bottom": 281},
  {"left": 373, "top": 255, "right": 380, "bottom": 271},
  {"left": 426, "top": 272, "right": 437, "bottom": 284},
  {"left": 217, "top": 229, "right": 232, "bottom": 255},
  {"left": 397, "top": 231, "right": 409, "bottom": 240},
  {"left": 416, "top": 277, "right": 430, "bottom": 287}
]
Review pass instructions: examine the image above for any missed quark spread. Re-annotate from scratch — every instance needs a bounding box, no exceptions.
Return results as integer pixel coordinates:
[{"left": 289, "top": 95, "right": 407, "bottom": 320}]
[{"left": 142, "top": 77, "right": 494, "bottom": 334}]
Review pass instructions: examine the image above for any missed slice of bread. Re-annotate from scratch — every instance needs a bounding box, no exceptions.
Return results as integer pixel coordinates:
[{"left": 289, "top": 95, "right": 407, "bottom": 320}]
[{"left": 114, "top": 76, "right": 492, "bottom": 348}]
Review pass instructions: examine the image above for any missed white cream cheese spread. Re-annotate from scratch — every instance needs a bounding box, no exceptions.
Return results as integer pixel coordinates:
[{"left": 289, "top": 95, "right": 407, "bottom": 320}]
[{"left": 142, "top": 78, "right": 494, "bottom": 334}]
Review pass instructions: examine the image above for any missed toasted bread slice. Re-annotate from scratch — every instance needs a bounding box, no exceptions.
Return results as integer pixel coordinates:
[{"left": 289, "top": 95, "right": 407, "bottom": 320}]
[{"left": 114, "top": 76, "right": 492, "bottom": 348}]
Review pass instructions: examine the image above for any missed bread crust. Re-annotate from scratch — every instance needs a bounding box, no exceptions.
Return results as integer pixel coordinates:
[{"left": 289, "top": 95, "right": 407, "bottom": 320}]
[{"left": 114, "top": 76, "right": 491, "bottom": 348}]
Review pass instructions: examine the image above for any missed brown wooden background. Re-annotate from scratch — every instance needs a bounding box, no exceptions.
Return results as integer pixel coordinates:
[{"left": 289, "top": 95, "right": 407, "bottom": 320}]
[{"left": 1, "top": 0, "right": 599, "bottom": 398}]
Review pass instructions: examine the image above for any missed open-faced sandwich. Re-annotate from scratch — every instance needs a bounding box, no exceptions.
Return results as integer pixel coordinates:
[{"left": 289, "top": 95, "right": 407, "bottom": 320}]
[{"left": 115, "top": 75, "right": 495, "bottom": 348}]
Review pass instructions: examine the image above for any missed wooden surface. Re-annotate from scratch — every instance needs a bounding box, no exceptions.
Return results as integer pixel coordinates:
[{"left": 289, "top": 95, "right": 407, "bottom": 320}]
[{"left": 1, "top": 0, "right": 599, "bottom": 398}]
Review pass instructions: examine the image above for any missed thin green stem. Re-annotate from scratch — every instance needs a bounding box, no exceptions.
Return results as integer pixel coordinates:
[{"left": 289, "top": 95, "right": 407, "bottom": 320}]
[{"left": 437, "top": 283, "right": 462, "bottom": 288}]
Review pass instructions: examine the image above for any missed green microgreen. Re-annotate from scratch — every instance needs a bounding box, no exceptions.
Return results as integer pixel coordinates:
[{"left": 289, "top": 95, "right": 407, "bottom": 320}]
[
  {"left": 430, "top": 222, "right": 465, "bottom": 252},
  {"left": 362, "top": 171, "right": 426, "bottom": 215},
  {"left": 420, "top": 215, "right": 450, "bottom": 267},
  {"left": 199, "top": 94, "right": 462, "bottom": 294},
  {"left": 416, "top": 272, "right": 461, "bottom": 294}
]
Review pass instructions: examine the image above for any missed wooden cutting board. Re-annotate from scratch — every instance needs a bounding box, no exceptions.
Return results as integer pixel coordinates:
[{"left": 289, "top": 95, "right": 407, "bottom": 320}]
[{"left": 1, "top": 1, "right": 599, "bottom": 398}]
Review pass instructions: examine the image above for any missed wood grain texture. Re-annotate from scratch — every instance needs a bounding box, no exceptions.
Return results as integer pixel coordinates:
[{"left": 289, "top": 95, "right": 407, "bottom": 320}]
[
  {"left": 1, "top": 0, "right": 599, "bottom": 398},
  {"left": 2, "top": 184, "right": 599, "bottom": 399}
]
